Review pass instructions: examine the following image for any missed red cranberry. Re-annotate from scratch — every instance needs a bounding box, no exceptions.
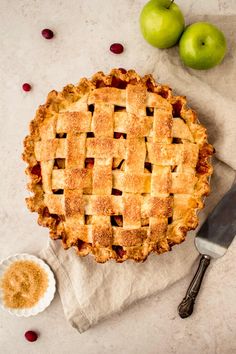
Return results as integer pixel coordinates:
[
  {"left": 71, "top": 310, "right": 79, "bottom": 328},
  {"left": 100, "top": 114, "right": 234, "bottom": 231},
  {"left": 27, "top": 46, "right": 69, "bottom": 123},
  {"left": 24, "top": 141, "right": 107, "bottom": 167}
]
[
  {"left": 119, "top": 68, "right": 127, "bottom": 74},
  {"left": 41, "top": 28, "right": 54, "bottom": 39},
  {"left": 87, "top": 132, "right": 95, "bottom": 138},
  {"left": 112, "top": 188, "right": 122, "bottom": 196},
  {"left": 114, "top": 132, "right": 125, "bottom": 139},
  {"left": 144, "top": 162, "right": 152, "bottom": 173},
  {"left": 22, "top": 83, "right": 31, "bottom": 92},
  {"left": 172, "top": 100, "right": 182, "bottom": 117},
  {"left": 112, "top": 215, "right": 123, "bottom": 227},
  {"left": 85, "top": 158, "right": 94, "bottom": 169},
  {"left": 110, "top": 43, "right": 124, "bottom": 54},
  {"left": 25, "top": 330, "right": 38, "bottom": 342},
  {"left": 113, "top": 245, "right": 126, "bottom": 258},
  {"left": 31, "top": 164, "right": 41, "bottom": 178},
  {"left": 43, "top": 207, "right": 51, "bottom": 218}
]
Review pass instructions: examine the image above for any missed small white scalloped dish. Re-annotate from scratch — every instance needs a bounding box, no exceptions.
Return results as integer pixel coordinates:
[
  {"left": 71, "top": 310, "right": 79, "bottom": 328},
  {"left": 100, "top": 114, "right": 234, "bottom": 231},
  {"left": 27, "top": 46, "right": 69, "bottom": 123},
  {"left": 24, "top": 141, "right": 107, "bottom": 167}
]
[{"left": 0, "top": 253, "right": 56, "bottom": 317}]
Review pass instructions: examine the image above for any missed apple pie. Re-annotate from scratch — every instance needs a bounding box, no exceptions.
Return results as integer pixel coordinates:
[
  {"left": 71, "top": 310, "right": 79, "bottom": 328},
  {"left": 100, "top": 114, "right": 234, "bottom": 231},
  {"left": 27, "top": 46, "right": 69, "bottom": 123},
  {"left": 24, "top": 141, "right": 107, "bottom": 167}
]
[{"left": 23, "top": 69, "right": 214, "bottom": 263}]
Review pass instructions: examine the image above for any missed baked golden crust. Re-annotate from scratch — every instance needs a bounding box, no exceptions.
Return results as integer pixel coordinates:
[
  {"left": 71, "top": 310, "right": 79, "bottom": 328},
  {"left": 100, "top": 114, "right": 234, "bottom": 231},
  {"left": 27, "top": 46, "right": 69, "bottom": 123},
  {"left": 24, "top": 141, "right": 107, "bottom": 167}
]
[{"left": 23, "top": 69, "right": 214, "bottom": 263}]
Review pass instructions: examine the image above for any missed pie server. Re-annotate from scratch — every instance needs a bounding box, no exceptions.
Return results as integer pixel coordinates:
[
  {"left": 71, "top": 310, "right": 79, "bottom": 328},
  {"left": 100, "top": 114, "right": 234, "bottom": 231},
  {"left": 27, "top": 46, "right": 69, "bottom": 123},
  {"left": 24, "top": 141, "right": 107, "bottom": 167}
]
[{"left": 178, "top": 181, "right": 236, "bottom": 318}]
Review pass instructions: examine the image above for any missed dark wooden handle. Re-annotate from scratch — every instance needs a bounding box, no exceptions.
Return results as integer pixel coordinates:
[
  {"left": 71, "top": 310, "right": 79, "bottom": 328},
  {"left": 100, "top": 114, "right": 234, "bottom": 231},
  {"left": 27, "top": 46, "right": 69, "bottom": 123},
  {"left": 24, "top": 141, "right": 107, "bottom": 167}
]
[{"left": 178, "top": 254, "right": 211, "bottom": 318}]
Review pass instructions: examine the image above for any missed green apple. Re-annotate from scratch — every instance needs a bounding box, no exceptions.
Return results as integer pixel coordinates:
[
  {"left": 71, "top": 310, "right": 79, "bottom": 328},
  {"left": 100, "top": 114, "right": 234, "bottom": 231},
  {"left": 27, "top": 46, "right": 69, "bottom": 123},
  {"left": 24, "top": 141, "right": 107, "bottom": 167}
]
[
  {"left": 140, "top": 0, "right": 185, "bottom": 49},
  {"left": 179, "top": 22, "right": 227, "bottom": 70}
]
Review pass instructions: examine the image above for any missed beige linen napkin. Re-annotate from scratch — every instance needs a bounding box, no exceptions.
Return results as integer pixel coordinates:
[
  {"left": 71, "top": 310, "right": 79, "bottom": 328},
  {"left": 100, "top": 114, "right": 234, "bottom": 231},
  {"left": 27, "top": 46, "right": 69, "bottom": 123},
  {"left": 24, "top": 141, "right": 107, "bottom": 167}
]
[{"left": 40, "top": 15, "right": 236, "bottom": 333}]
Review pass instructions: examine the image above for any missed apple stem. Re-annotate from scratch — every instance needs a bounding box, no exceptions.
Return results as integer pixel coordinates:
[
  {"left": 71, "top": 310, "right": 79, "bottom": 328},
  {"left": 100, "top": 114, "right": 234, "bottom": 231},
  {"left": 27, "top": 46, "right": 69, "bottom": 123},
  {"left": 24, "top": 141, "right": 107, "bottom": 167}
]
[{"left": 168, "top": 0, "right": 174, "bottom": 8}]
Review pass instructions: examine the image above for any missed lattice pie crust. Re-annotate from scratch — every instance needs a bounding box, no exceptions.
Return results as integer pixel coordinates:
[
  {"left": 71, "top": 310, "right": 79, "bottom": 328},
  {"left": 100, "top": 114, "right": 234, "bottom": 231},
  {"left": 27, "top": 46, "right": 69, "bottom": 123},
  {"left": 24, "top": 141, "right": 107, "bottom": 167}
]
[{"left": 23, "top": 69, "right": 213, "bottom": 263}]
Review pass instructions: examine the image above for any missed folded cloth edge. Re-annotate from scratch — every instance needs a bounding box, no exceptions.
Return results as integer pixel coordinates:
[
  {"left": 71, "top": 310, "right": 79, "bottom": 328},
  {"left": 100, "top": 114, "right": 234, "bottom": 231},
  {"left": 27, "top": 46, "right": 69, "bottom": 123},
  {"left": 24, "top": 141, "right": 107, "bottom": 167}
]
[{"left": 40, "top": 245, "right": 90, "bottom": 333}]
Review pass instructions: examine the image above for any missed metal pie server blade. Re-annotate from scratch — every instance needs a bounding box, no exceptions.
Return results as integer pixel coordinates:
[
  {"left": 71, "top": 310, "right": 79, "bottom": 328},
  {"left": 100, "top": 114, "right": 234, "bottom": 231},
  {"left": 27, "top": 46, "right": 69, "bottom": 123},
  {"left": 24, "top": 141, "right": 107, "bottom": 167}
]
[{"left": 178, "top": 181, "right": 236, "bottom": 318}]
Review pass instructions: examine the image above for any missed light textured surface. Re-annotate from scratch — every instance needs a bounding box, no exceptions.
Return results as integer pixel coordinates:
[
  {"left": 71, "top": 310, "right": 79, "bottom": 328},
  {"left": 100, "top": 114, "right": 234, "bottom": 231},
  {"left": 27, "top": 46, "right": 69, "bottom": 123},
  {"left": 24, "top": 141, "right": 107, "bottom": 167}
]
[{"left": 0, "top": 0, "right": 236, "bottom": 353}]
